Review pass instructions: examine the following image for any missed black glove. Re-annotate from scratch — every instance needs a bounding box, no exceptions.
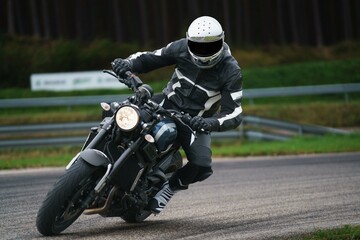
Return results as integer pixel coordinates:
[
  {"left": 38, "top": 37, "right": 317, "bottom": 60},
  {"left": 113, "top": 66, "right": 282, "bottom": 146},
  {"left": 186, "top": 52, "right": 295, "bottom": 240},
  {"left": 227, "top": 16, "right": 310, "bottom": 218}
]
[
  {"left": 111, "top": 58, "right": 131, "bottom": 78},
  {"left": 189, "top": 116, "right": 219, "bottom": 132}
]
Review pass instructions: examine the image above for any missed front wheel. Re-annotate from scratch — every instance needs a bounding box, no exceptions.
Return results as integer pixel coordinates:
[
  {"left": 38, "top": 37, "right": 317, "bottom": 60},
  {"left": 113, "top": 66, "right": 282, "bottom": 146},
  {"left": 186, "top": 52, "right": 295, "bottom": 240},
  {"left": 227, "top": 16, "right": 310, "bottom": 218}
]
[{"left": 36, "top": 160, "right": 104, "bottom": 236}]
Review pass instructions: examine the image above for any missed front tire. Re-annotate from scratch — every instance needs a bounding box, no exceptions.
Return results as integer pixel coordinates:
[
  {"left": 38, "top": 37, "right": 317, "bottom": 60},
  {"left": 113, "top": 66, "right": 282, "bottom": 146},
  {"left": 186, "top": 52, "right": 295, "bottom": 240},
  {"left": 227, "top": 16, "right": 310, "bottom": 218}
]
[{"left": 36, "top": 160, "right": 104, "bottom": 236}]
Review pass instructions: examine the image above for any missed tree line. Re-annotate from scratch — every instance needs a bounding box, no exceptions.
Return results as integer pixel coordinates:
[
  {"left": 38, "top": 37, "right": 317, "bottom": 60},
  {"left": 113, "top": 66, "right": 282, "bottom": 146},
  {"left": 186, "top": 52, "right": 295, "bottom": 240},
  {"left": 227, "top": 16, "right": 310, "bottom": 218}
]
[{"left": 2, "top": 0, "right": 360, "bottom": 47}]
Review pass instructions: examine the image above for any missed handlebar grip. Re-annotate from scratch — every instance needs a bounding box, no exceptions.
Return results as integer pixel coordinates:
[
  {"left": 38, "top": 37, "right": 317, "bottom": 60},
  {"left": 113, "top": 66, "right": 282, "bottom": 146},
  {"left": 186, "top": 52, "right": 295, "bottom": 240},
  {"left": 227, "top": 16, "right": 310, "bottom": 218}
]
[
  {"left": 181, "top": 113, "right": 192, "bottom": 124},
  {"left": 124, "top": 71, "right": 143, "bottom": 89},
  {"left": 124, "top": 71, "right": 133, "bottom": 78}
]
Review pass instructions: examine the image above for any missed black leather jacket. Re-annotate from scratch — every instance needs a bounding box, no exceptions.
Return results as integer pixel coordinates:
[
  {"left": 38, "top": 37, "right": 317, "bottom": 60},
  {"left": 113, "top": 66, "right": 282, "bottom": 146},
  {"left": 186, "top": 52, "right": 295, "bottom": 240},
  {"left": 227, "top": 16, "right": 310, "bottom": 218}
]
[{"left": 126, "top": 38, "right": 243, "bottom": 132}]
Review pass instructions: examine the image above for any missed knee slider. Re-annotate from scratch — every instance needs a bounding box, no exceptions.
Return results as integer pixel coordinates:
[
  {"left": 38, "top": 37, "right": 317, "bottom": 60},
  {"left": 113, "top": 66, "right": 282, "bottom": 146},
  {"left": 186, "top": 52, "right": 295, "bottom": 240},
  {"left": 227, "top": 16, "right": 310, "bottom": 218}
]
[
  {"left": 170, "top": 162, "right": 213, "bottom": 190},
  {"left": 194, "top": 166, "right": 213, "bottom": 182}
]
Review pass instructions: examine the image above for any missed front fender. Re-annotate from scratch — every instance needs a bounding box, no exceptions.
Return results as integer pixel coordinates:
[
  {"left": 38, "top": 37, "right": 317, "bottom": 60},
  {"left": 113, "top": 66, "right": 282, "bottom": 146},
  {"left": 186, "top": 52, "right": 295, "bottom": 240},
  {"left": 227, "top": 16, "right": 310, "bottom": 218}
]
[{"left": 78, "top": 149, "right": 111, "bottom": 167}]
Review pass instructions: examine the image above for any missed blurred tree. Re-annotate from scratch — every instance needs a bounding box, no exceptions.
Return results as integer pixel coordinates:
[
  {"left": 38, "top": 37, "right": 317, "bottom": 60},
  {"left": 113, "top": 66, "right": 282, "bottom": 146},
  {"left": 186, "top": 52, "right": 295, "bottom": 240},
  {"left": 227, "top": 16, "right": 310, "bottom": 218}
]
[
  {"left": 1, "top": 0, "right": 359, "bottom": 46},
  {"left": 312, "top": 0, "right": 323, "bottom": 47},
  {"left": 7, "top": 0, "right": 16, "bottom": 35},
  {"left": 30, "top": 0, "right": 40, "bottom": 37},
  {"left": 356, "top": 0, "right": 360, "bottom": 40},
  {"left": 112, "top": 0, "right": 123, "bottom": 42},
  {"left": 161, "top": 0, "right": 169, "bottom": 44},
  {"left": 41, "top": 0, "right": 51, "bottom": 39},
  {"left": 289, "top": 0, "right": 299, "bottom": 44},
  {"left": 242, "top": 0, "right": 251, "bottom": 45},
  {"left": 342, "top": 0, "right": 353, "bottom": 40},
  {"left": 223, "top": 0, "right": 231, "bottom": 44},
  {"left": 138, "top": 0, "right": 149, "bottom": 44},
  {"left": 276, "top": 0, "right": 286, "bottom": 45},
  {"left": 234, "top": 0, "right": 242, "bottom": 43}
]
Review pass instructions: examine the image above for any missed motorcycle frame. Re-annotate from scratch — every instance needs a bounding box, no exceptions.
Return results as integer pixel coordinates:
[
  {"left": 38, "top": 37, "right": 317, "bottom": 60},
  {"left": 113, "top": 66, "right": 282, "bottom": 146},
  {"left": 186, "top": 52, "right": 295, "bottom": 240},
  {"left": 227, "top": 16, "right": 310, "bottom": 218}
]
[{"left": 66, "top": 108, "right": 181, "bottom": 210}]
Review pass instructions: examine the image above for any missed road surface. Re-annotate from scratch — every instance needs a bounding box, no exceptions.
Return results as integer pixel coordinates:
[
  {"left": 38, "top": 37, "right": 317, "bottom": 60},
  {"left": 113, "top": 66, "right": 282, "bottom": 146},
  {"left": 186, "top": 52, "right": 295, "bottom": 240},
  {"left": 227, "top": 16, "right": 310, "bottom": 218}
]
[{"left": 0, "top": 152, "right": 359, "bottom": 240}]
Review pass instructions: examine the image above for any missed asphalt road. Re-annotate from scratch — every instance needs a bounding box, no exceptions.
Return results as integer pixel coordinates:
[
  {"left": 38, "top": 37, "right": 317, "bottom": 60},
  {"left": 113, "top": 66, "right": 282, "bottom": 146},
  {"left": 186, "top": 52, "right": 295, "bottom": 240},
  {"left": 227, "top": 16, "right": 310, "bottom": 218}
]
[{"left": 1, "top": 152, "right": 359, "bottom": 240}]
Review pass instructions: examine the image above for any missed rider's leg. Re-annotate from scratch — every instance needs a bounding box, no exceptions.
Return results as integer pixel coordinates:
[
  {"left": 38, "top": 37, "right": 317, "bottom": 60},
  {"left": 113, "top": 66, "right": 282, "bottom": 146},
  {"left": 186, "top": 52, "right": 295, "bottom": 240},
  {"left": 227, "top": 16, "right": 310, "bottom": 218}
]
[
  {"left": 149, "top": 127, "right": 213, "bottom": 213},
  {"left": 168, "top": 130, "right": 213, "bottom": 190}
]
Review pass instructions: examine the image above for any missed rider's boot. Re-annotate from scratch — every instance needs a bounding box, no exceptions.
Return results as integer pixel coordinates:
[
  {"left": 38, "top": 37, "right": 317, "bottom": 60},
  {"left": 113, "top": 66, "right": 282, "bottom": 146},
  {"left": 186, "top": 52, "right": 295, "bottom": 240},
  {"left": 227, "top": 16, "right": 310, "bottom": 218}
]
[
  {"left": 148, "top": 181, "right": 176, "bottom": 214},
  {"left": 148, "top": 174, "right": 189, "bottom": 214},
  {"left": 149, "top": 162, "right": 213, "bottom": 214}
]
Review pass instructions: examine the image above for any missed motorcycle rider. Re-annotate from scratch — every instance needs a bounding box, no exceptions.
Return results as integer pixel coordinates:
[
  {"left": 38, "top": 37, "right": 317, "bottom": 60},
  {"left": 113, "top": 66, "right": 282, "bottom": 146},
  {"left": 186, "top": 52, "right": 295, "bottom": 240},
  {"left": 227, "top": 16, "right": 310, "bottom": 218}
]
[{"left": 112, "top": 16, "right": 243, "bottom": 214}]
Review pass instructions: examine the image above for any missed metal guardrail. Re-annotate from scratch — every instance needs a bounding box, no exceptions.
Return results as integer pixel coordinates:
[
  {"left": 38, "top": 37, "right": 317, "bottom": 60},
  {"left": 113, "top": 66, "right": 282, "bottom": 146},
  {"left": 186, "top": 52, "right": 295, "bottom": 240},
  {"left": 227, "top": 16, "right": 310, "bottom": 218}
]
[
  {"left": 244, "top": 116, "right": 349, "bottom": 135},
  {"left": 0, "top": 83, "right": 355, "bottom": 147},
  {"left": 1, "top": 83, "right": 359, "bottom": 109},
  {"left": 0, "top": 116, "right": 349, "bottom": 148},
  {"left": 244, "top": 83, "right": 360, "bottom": 99}
]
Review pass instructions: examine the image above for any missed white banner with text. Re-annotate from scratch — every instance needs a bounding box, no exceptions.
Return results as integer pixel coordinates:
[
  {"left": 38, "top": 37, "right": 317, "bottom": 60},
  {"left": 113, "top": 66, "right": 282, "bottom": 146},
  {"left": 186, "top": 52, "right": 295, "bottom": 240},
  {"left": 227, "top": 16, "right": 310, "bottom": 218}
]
[{"left": 30, "top": 71, "right": 127, "bottom": 91}]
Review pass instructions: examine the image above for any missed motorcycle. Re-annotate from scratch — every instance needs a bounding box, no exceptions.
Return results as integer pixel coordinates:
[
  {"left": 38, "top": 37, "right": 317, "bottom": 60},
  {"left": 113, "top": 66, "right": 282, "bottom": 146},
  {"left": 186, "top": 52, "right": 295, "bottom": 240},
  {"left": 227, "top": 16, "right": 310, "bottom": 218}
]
[{"left": 36, "top": 70, "right": 194, "bottom": 236}]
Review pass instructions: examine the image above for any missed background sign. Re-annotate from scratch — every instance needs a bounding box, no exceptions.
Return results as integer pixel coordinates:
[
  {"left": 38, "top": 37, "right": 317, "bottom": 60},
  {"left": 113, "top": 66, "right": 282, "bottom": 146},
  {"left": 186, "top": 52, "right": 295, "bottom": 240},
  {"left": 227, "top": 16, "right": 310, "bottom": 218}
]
[{"left": 30, "top": 71, "right": 127, "bottom": 91}]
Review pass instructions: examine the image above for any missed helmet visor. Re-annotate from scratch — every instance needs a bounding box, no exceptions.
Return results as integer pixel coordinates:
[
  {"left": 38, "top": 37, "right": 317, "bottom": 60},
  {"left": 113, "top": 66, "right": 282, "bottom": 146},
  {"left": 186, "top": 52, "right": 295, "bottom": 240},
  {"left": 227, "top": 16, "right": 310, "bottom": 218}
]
[{"left": 188, "top": 39, "right": 223, "bottom": 57}]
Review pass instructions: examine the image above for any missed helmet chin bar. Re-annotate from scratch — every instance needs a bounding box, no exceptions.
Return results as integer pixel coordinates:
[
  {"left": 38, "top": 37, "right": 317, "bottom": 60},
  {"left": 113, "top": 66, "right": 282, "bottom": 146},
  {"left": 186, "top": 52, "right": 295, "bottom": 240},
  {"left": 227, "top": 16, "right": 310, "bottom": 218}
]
[{"left": 188, "top": 47, "right": 224, "bottom": 69}]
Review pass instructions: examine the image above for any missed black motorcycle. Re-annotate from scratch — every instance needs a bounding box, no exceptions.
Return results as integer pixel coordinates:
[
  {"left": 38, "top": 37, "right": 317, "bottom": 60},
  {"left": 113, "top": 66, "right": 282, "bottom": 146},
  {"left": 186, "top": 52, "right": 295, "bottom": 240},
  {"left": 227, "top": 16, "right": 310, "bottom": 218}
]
[{"left": 36, "top": 71, "right": 194, "bottom": 236}]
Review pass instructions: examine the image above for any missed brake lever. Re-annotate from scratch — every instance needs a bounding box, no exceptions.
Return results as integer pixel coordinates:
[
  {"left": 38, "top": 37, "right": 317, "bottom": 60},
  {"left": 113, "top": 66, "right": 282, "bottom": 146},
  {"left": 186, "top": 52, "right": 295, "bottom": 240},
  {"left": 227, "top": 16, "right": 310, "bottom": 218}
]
[
  {"left": 124, "top": 71, "right": 143, "bottom": 91},
  {"left": 166, "top": 110, "right": 198, "bottom": 137},
  {"left": 103, "top": 69, "right": 129, "bottom": 88},
  {"left": 176, "top": 112, "right": 209, "bottom": 134},
  {"left": 103, "top": 70, "right": 118, "bottom": 79}
]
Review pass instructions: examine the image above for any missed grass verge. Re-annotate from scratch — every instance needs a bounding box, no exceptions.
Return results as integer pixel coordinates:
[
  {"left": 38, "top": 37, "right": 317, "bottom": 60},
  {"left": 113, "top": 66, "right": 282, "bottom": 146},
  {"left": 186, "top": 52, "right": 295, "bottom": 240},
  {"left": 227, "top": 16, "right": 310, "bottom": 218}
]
[
  {"left": 211, "top": 133, "right": 360, "bottom": 157},
  {"left": 0, "top": 133, "right": 359, "bottom": 170},
  {"left": 285, "top": 224, "right": 360, "bottom": 240}
]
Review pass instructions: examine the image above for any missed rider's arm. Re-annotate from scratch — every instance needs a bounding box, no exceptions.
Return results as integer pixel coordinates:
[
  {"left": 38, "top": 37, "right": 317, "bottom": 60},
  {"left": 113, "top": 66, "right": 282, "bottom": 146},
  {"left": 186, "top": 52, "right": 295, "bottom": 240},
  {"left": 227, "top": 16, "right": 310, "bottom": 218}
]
[
  {"left": 126, "top": 40, "right": 183, "bottom": 73},
  {"left": 212, "top": 69, "right": 243, "bottom": 132}
]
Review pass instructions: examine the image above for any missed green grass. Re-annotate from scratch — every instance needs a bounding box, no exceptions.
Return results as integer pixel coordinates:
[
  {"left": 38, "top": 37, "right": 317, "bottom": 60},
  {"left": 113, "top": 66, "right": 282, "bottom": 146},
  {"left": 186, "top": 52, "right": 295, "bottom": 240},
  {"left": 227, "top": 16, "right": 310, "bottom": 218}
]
[
  {"left": 285, "top": 225, "right": 360, "bottom": 240},
  {"left": 242, "top": 58, "right": 360, "bottom": 89},
  {"left": 212, "top": 133, "right": 360, "bottom": 157},
  {"left": 245, "top": 101, "right": 360, "bottom": 127},
  {"left": 0, "top": 146, "right": 79, "bottom": 169}
]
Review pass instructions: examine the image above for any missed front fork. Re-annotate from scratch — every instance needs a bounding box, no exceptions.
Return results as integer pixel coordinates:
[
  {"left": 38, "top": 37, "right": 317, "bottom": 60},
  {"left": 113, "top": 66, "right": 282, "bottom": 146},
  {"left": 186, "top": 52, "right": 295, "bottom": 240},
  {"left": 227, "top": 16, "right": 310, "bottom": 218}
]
[
  {"left": 66, "top": 116, "right": 114, "bottom": 170},
  {"left": 81, "top": 137, "right": 144, "bottom": 210}
]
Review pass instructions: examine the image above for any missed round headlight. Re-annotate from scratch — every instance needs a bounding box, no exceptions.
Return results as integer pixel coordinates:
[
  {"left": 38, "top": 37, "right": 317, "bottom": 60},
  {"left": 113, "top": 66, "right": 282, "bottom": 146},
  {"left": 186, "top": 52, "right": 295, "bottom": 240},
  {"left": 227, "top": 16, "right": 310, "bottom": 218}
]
[{"left": 115, "top": 106, "right": 140, "bottom": 131}]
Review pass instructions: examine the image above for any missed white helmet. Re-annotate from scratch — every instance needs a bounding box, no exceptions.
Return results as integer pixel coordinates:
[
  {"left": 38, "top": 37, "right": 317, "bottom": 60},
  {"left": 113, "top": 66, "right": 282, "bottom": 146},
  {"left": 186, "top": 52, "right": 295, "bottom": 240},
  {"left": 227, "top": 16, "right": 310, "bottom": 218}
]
[{"left": 186, "top": 16, "right": 224, "bottom": 68}]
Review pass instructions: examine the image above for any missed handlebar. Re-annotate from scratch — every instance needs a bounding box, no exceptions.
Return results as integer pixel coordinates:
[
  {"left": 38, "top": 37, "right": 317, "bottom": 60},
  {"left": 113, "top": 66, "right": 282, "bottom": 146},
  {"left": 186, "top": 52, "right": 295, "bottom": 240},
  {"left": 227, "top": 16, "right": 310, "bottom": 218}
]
[
  {"left": 147, "top": 101, "right": 196, "bottom": 134},
  {"left": 103, "top": 69, "right": 204, "bottom": 134},
  {"left": 102, "top": 70, "right": 142, "bottom": 90}
]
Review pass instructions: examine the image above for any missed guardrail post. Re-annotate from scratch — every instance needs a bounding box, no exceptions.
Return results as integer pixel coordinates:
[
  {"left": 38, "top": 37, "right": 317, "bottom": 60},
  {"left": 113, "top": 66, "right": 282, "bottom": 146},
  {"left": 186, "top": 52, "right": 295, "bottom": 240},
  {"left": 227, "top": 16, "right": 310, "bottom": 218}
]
[
  {"left": 239, "top": 123, "right": 244, "bottom": 139},
  {"left": 298, "top": 127, "right": 303, "bottom": 135},
  {"left": 249, "top": 98, "right": 254, "bottom": 105}
]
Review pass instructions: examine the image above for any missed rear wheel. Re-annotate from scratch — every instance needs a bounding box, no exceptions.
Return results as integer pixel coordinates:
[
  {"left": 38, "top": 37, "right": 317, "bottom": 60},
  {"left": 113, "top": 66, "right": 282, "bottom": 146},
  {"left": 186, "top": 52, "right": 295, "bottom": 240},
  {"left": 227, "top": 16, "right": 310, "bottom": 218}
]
[{"left": 36, "top": 161, "right": 104, "bottom": 236}]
